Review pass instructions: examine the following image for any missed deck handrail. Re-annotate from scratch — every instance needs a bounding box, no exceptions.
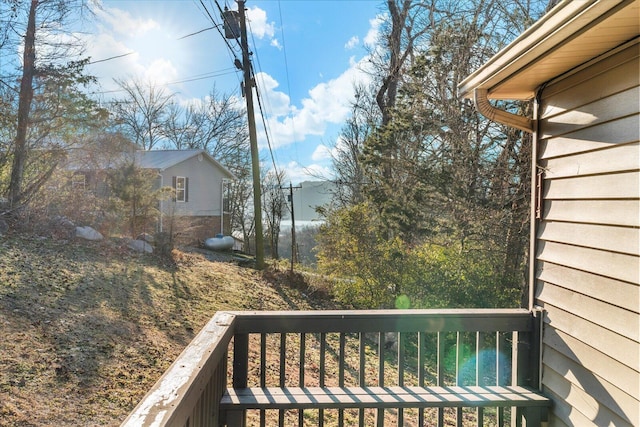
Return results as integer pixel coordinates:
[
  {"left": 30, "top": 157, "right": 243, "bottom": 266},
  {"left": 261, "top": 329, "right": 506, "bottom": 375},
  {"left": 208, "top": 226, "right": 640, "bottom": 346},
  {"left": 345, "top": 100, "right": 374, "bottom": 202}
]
[
  {"left": 227, "top": 308, "right": 533, "bottom": 333},
  {"left": 122, "top": 309, "right": 542, "bottom": 427},
  {"left": 122, "top": 312, "right": 236, "bottom": 427}
]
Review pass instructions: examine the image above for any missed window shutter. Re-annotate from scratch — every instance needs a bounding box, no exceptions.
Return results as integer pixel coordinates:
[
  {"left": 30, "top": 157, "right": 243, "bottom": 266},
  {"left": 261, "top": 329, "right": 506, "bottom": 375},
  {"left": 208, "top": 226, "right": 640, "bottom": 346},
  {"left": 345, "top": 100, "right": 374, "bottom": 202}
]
[
  {"left": 185, "top": 177, "right": 189, "bottom": 202},
  {"left": 172, "top": 176, "right": 177, "bottom": 201}
]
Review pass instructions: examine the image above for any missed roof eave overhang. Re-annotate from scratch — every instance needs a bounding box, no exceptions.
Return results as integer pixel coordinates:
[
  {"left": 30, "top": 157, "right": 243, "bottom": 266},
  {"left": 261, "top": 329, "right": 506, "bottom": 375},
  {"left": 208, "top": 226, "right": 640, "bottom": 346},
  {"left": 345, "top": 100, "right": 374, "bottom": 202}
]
[{"left": 458, "top": 0, "right": 639, "bottom": 101}]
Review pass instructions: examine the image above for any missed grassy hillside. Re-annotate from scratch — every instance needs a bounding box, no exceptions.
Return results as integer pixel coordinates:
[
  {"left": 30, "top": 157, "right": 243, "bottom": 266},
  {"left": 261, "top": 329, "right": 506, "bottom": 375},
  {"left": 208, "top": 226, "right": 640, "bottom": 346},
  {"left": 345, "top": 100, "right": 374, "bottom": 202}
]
[{"left": 0, "top": 233, "right": 336, "bottom": 426}]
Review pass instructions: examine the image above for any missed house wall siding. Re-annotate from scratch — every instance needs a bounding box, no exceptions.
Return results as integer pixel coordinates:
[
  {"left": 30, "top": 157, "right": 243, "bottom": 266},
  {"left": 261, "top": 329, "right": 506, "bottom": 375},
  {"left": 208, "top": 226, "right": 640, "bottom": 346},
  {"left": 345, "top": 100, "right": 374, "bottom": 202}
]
[
  {"left": 535, "top": 40, "right": 639, "bottom": 426},
  {"left": 160, "top": 155, "right": 227, "bottom": 217}
]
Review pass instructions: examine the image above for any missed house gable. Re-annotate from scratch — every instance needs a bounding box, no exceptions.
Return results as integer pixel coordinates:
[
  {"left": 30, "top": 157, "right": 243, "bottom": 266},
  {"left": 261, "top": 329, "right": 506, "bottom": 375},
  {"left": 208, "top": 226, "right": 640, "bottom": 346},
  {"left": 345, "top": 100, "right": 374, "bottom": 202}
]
[{"left": 136, "top": 150, "right": 233, "bottom": 219}]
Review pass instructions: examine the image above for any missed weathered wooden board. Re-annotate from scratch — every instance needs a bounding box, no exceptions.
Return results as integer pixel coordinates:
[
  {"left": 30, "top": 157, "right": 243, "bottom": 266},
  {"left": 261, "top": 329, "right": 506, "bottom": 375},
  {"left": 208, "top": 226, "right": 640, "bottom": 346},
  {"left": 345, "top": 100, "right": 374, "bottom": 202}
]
[
  {"left": 228, "top": 309, "right": 532, "bottom": 334},
  {"left": 221, "top": 385, "right": 551, "bottom": 410},
  {"left": 122, "top": 312, "right": 236, "bottom": 427},
  {"left": 537, "top": 261, "right": 639, "bottom": 313}
]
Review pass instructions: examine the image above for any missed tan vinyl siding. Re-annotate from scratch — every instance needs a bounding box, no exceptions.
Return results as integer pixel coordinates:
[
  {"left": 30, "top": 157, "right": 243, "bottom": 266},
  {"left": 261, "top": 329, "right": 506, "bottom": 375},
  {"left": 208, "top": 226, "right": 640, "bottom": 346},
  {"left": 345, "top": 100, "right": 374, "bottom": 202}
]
[
  {"left": 535, "top": 41, "right": 639, "bottom": 426},
  {"left": 543, "top": 199, "right": 639, "bottom": 226}
]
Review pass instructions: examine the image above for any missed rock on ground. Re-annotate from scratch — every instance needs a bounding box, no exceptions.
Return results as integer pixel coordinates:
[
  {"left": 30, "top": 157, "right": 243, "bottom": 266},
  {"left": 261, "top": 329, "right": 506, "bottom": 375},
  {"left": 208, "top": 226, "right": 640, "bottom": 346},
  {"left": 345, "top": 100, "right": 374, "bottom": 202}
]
[
  {"left": 75, "top": 226, "right": 103, "bottom": 241},
  {"left": 127, "top": 239, "right": 153, "bottom": 253}
]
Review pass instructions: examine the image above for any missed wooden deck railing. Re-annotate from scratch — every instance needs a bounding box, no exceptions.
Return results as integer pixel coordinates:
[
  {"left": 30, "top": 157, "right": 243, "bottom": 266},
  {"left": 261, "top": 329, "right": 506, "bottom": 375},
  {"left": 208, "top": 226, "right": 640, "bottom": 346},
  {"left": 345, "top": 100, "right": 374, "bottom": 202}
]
[{"left": 122, "top": 309, "right": 545, "bottom": 427}]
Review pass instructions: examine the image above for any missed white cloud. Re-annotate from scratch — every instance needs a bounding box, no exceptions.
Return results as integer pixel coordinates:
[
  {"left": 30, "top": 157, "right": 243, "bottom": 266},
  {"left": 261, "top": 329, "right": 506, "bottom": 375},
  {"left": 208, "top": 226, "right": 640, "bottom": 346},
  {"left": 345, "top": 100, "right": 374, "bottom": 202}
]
[
  {"left": 92, "top": 1, "right": 158, "bottom": 37},
  {"left": 311, "top": 144, "right": 333, "bottom": 162},
  {"left": 247, "top": 6, "right": 276, "bottom": 39},
  {"left": 254, "top": 72, "right": 291, "bottom": 117},
  {"left": 142, "top": 58, "right": 179, "bottom": 85},
  {"left": 345, "top": 36, "right": 359, "bottom": 50},
  {"left": 255, "top": 55, "right": 373, "bottom": 152},
  {"left": 364, "top": 14, "right": 385, "bottom": 48},
  {"left": 271, "top": 38, "right": 282, "bottom": 50},
  {"left": 278, "top": 161, "right": 333, "bottom": 185},
  {"left": 82, "top": 2, "right": 188, "bottom": 94}
]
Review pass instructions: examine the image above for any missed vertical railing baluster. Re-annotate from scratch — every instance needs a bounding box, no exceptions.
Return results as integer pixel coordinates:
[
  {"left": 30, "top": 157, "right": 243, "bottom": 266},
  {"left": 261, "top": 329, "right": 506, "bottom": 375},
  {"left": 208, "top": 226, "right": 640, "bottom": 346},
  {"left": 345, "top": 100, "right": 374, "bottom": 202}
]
[
  {"left": 231, "top": 334, "right": 249, "bottom": 427},
  {"left": 497, "top": 331, "right": 505, "bottom": 426},
  {"left": 456, "top": 332, "right": 463, "bottom": 427},
  {"left": 260, "top": 333, "right": 266, "bottom": 427},
  {"left": 233, "top": 334, "right": 249, "bottom": 388},
  {"left": 418, "top": 332, "right": 425, "bottom": 426},
  {"left": 359, "top": 333, "right": 365, "bottom": 427},
  {"left": 377, "top": 332, "right": 384, "bottom": 427},
  {"left": 299, "top": 333, "right": 306, "bottom": 426},
  {"left": 512, "top": 330, "right": 519, "bottom": 427},
  {"left": 279, "top": 333, "right": 286, "bottom": 427},
  {"left": 476, "top": 331, "right": 483, "bottom": 427},
  {"left": 338, "top": 333, "right": 346, "bottom": 426},
  {"left": 260, "top": 333, "right": 266, "bottom": 385},
  {"left": 300, "top": 333, "right": 306, "bottom": 385},
  {"left": 513, "top": 326, "right": 530, "bottom": 427},
  {"left": 397, "top": 332, "right": 404, "bottom": 426},
  {"left": 437, "top": 332, "right": 445, "bottom": 427},
  {"left": 215, "top": 350, "right": 228, "bottom": 427},
  {"left": 319, "top": 332, "right": 326, "bottom": 427}
]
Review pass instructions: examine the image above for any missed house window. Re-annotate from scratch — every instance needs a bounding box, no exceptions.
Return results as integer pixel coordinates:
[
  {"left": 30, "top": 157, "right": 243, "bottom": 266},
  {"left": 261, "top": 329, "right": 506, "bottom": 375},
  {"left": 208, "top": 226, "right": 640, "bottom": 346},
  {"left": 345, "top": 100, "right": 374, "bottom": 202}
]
[
  {"left": 72, "top": 173, "right": 86, "bottom": 191},
  {"left": 173, "top": 176, "right": 189, "bottom": 202},
  {"left": 222, "top": 180, "right": 231, "bottom": 213}
]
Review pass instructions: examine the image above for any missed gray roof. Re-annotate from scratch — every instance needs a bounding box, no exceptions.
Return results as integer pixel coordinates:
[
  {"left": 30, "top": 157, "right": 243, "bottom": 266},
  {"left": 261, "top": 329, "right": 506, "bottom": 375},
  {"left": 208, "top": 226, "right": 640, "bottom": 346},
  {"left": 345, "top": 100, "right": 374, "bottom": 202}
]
[{"left": 135, "top": 149, "right": 235, "bottom": 179}]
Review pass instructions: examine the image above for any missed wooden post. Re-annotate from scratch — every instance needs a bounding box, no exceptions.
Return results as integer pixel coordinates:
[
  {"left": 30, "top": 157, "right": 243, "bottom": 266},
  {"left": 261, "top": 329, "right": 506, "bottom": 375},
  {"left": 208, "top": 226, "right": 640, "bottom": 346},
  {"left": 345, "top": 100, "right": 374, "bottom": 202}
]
[
  {"left": 229, "top": 333, "right": 249, "bottom": 427},
  {"left": 238, "top": 0, "right": 264, "bottom": 269}
]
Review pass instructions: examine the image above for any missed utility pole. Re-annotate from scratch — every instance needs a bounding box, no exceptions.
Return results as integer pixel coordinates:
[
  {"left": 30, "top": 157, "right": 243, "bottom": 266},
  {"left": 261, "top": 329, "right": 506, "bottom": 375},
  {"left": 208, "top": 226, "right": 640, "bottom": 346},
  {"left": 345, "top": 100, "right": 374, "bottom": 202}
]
[
  {"left": 237, "top": 0, "right": 264, "bottom": 269},
  {"left": 285, "top": 183, "right": 302, "bottom": 272}
]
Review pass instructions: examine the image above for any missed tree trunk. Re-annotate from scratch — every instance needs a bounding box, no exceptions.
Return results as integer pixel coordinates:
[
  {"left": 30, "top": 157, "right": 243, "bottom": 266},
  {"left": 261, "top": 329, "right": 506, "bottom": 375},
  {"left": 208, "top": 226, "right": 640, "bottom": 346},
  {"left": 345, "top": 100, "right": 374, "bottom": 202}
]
[
  {"left": 8, "top": 0, "right": 38, "bottom": 208},
  {"left": 376, "top": 0, "right": 410, "bottom": 127}
]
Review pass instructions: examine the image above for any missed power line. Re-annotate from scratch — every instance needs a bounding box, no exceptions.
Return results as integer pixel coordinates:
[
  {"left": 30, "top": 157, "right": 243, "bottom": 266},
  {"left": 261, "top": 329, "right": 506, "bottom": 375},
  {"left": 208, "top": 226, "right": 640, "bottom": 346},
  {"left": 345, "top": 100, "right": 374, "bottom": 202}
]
[
  {"left": 277, "top": 0, "right": 300, "bottom": 165},
  {"left": 89, "top": 67, "right": 239, "bottom": 96},
  {"left": 201, "top": 0, "right": 282, "bottom": 188},
  {"left": 87, "top": 52, "right": 135, "bottom": 65},
  {"left": 246, "top": 16, "right": 284, "bottom": 190},
  {"left": 195, "top": 0, "right": 243, "bottom": 90},
  {"left": 210, "top": 0, "right": 243, "bottom": 62},
  {"left": 178, "top": 26, "right": 216, "bottom": 40}
]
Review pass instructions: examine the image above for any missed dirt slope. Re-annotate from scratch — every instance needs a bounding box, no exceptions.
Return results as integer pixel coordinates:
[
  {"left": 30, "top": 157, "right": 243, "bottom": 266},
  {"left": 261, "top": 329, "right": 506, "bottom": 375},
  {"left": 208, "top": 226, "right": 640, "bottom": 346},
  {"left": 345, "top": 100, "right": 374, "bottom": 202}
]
[{"left": 0, "top": 234, "right": 334, "bottom": 426}]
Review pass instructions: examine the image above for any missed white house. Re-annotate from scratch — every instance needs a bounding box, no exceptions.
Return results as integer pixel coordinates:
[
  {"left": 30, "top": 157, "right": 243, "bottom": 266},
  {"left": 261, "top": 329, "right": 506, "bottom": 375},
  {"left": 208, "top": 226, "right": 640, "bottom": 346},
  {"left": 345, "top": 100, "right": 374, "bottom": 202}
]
[{"left": 136, "top": 149, "right": 235, "bottom": 244}]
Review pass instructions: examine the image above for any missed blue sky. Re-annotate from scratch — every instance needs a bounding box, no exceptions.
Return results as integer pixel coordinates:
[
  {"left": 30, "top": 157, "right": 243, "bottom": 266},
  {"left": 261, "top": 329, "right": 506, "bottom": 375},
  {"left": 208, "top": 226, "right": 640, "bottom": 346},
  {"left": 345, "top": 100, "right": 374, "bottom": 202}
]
[{"left": 83, "top": 0, "right": 385, "bottom": 184}]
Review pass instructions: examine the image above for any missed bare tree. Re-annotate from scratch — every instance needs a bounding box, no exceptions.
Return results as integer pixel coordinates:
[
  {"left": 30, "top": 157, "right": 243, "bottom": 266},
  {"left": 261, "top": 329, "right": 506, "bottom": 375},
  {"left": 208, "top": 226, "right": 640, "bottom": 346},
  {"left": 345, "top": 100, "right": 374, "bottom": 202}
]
[
  {"left": 262, "top": 170, "right": 287, "bottom": 259},
  {"left": 111, "top": 78, "right": 174, "bottom": 150},
  {"left": 2, "top": 0, "right": 99, "bottom": 209},
  {"left": 329, "top": 83, "right": 379, "bottom": 209},
  {"left": 162, "top": 87, "right": 248, "bottom": 163},
  {"left": 317, "top": 0, "right": 550, "bottom": 307},
  {"left": 372, "top": 0, "right": 432, "bottom": 126}
]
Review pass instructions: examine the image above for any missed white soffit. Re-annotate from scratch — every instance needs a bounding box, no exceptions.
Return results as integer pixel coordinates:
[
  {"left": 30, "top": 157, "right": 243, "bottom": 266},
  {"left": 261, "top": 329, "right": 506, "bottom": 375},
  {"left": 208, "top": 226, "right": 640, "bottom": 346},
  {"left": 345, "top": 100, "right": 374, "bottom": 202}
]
[{"left": 458, "top": 0, "right": 640, "bottom": 100}]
